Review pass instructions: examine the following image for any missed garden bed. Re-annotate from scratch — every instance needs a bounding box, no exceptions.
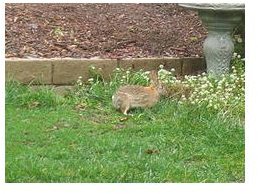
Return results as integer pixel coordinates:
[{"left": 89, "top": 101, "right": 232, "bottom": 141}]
[{"left": 5, "top": 3, "right": 207, "bottom": 59}]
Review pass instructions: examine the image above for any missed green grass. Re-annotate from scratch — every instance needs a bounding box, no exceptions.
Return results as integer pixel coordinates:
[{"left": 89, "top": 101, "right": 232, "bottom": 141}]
[{"left": 5, "top": 81, "right": 244, "bottom": 183}]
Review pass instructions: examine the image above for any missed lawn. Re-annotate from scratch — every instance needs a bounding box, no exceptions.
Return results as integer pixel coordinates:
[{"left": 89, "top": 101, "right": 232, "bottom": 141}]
[{"left": 5, "top": 63, "right": 245, "bottom": 183}]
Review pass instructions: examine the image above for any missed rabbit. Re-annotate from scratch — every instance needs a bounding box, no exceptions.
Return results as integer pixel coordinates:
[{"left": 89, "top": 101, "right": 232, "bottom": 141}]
[{"left": 112, "top": 70, "right": 166, "bottom": 115}]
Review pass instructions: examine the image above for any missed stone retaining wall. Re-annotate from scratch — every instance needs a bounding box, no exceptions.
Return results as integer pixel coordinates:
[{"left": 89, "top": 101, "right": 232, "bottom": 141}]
[{"left": 6, "top": 57, "right": 206, "bottom": 85}]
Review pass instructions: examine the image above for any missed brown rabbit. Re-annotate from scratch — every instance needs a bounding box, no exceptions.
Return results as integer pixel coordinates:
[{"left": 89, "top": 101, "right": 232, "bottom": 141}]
[{"left": 112, "top": 70, "right": 165, "bottom": 115}]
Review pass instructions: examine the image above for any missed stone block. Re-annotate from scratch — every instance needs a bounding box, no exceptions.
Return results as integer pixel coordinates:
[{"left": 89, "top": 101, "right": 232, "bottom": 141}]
[
  {"left": 52, "top": 59, "right": 117, "bottom": 85},
  {"left": 5, "top": 59, "right": 52, "bottom": 84},
  {"left": 120, "top": 58, "right": 165, "bottom": 71},
  {"left": 87, "top": 59, "right": 117, "bottom": 80},
  {"left": 119, "top": 57, "right": 183, "bottom": 76},
  {"left": 182, "top": 57, "right": 206, "bottom": 75},
  {"left": 162, "top": 57, "right": 183, "bottom": 76}
]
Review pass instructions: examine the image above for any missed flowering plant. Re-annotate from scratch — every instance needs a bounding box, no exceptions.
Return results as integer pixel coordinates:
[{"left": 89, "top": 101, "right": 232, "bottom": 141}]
[{"left": 74, "top": 55, "right": 244, "bottom": 116}]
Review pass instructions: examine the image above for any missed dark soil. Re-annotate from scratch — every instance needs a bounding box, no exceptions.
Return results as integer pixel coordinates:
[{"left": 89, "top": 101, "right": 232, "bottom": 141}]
[{"left": 5, "top": 3, "right": 208, "bottom": 59}]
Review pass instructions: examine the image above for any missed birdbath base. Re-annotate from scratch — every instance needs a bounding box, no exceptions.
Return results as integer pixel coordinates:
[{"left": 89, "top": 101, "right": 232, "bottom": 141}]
[{"left": 179, "top": 3, "right": 245, "bottom": 76}]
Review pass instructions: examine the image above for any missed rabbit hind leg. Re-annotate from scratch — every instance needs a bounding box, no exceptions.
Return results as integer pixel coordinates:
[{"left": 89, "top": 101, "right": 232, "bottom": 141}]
[{"left": 120, "top": 101, "right": 130, "bottom": 115}]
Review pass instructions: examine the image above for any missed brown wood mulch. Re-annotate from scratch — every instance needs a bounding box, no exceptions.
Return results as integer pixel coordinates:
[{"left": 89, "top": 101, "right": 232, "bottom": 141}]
[{"left": 5, "top": 3, "right": 208, "bottom": 59}]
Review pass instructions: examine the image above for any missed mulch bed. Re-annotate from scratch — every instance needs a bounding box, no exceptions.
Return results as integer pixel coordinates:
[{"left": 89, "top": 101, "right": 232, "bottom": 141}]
[{"left": 5, "top": 3, "right": 208, "bottom": 59}]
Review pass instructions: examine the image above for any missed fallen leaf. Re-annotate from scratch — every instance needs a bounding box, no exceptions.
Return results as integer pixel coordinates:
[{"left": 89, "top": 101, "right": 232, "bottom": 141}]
[
  {"left": 75, "top": 103, "right": 87, "bottom": 111},
  {"left": 144, "top": 149, "right": 160, "bottom": 155},
  {"left": 28, "top": 101, "right": 40, "bottom": 108},
  {"left": 119, "top": 117, "right": 129, "bottom": 122}
]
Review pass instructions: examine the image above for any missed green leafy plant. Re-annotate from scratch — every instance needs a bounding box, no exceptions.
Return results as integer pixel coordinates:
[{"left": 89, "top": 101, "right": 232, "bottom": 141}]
[{"left": 72, "top": 58, "right": 244, "bottom": 119}]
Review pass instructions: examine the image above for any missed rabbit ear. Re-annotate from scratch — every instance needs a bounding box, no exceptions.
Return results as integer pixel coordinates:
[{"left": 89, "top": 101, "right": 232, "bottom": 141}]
[
  {"left": 149, "top": 70, "right": 166, "bottom": 95},
  {"left": 149, "top": 70, "right": 159, "bottom": 86},
  {"left": 157, "top": 82, "right": 167, "bottom": 95}
]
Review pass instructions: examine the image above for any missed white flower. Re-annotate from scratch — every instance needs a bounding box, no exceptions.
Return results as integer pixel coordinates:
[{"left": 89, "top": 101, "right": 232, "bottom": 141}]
[
  {"left": 190, "top": 101, "right": 196, "bottom": 104},
  {"left": 237, "top": 37, "right": 243, "bottom": 43},
  {"left": 159, "top": 64, "right": 164, "bottom": 69},
  {"left": 88, "top": 78, "right": 94, "bottom": 82},
  {"left": 237, "top": 54, "right": 241, "bottom": 59},
  {"left": 91, "top": 66, "right": 96, "bottom": 70},
  {"left": 78, "top": 76, "right": 82, "bottom": 79},
  {"left": 181, "top": 94, "right": 186, "bottom": 100},
  {"left": 171, "top": 68, "right": 175, "bottom": 72},
  {"left": 201, "top": 84, "right": 208, "bottom": 89},
  {"left": 230, "top": 74, "right": 236, "bottom": 78},
  {"left": 207, "top": 103, "right": 212, "bottom": 108},
  {"left": 202, "top": 76, "right": 208, "bottom": 81}
]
